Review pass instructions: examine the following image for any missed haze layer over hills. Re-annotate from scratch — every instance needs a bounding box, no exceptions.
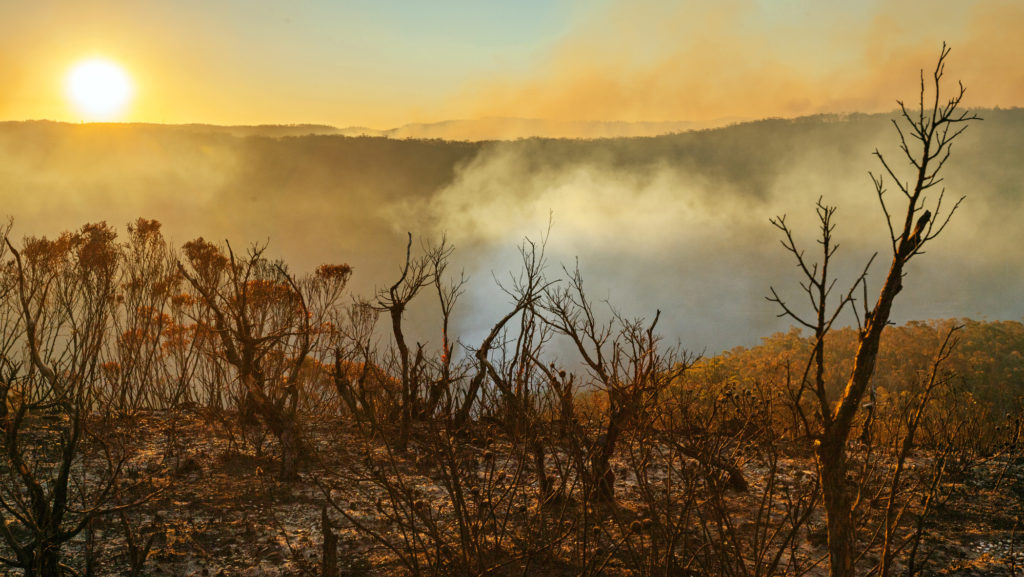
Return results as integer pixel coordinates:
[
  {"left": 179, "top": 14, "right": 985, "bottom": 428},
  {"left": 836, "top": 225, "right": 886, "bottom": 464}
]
[{"left": 1, "top": 110, "right": 1021, "bottom": 351}]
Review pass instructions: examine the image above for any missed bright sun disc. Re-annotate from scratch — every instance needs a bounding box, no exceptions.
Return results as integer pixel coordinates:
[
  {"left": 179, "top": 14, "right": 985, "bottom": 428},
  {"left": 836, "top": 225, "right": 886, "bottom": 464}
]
[{"left": 67, "top": 59, "right": 132, "bottom": 120}]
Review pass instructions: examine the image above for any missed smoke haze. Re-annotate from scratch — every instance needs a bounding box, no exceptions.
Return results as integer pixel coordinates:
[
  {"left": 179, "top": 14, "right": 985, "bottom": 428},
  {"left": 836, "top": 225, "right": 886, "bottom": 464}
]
[
  {"left": 2, "top": 111, "right": 1021, "bottom": 352},
  {"left": 451, "top": 1, "right": 1024, "bottom": 125}
]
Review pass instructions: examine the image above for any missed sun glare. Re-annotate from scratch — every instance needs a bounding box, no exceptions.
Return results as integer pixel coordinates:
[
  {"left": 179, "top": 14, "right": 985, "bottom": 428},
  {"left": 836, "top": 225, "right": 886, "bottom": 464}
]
[{"left": 67, "top": 59, "right": 133, "bottom": 120}]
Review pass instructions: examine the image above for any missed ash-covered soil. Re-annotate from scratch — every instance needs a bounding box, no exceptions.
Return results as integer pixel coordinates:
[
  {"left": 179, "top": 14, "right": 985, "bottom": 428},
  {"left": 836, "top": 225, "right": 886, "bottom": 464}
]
[{"left": 30, "top": 409, "right": 1024, "bottom": 577}]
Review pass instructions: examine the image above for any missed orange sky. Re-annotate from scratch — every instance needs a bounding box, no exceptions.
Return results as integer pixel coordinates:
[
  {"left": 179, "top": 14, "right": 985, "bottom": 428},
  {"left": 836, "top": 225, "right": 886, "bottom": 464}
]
[{"left": 3, "top": 0, "right": 1023, "bottom": 128}]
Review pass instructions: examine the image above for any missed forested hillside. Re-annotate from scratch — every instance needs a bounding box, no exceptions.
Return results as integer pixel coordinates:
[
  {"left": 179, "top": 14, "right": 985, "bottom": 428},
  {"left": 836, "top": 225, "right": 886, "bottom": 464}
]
[{"left": 696, "top": 319, "right": 1024, "bottom": 406}]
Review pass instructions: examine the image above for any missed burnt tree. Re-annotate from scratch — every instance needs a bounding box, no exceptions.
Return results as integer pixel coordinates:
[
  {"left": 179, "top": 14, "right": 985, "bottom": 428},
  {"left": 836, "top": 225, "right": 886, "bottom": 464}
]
[
  {"left": 178, "top": 238, "right": 350, "bottom": 479},
  {"left": 769, "top": 44, "right": 978, "bottom": 577}
]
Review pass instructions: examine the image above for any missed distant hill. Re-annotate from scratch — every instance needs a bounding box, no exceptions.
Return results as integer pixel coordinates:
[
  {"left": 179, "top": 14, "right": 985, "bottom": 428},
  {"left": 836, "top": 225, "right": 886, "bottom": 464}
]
[
  {"left": 177, "top": 123, "right": 343, "bottom": 138},
  {"left": 0, "top": 121, "right": 344, "bottom": 138},
  {"left": 10, "top": 116, "right": 744, "bottom": 141},
  {"left": 343, "top": 117, "right": 743, "bottom": 140},
  {"left": 1, "top": 109, "right": 1021, "bottom": 351}
]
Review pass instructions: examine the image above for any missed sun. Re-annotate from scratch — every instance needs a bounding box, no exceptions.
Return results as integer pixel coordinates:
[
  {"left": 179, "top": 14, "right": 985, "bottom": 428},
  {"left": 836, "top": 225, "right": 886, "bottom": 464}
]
[{"left": 67, "top": 59, "right": 133, "bottom": 120}]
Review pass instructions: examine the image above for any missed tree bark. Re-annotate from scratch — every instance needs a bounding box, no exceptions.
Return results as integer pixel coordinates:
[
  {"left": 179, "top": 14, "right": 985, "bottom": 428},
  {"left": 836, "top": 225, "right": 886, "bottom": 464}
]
[{"left": 321, "top": 506, "right": 338, "bottom": 577}]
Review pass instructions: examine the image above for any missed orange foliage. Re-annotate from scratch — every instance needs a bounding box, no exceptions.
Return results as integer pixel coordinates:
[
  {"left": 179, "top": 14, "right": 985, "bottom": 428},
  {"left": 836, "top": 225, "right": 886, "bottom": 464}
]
[
  {"left": 315, "top": 263, "right": 353, "bottom": 282},
  {"left": 182, "top": 237, "right": 227, "bottom": 282}
]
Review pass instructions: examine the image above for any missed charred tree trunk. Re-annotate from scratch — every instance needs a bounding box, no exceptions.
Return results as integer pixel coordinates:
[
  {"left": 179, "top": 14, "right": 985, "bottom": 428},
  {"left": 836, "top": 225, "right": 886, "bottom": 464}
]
[
  {"left": 321, "top": 506, "right": 338, "bottom": 577},
  {"left": 27, "top": 546, "right": 62, "bottom": 577},
  {"left": 591, "top": 405, "right": 629, "bottom": 503},
  {"left": 817, "top": 433, "right": 855, "bottom": 576}
]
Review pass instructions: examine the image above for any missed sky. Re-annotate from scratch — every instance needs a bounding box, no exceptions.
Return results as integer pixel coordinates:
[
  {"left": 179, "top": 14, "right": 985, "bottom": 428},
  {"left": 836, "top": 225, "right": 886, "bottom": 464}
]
[{"left": 3, "top": 0, "right": 1024, "bottom": 128}]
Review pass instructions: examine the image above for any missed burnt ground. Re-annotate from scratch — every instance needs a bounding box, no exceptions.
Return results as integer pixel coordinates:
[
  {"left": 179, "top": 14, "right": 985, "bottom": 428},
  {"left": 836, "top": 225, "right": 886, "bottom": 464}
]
[{"left": 10, "top": 409, "right": 1023, "bottom": 577}]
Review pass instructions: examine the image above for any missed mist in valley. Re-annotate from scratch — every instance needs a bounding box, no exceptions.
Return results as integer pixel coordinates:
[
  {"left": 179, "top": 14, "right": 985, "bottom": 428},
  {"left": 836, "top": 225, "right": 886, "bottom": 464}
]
[{"left": 2, "top": 110, "right": 1022, "bottom": 353}]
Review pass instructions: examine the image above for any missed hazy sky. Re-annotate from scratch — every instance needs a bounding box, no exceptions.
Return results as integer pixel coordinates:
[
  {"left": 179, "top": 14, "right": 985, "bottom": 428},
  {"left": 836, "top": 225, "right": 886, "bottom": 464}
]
[{"left": 3, "top": 0, "right": 1023, "bottom": 127}]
